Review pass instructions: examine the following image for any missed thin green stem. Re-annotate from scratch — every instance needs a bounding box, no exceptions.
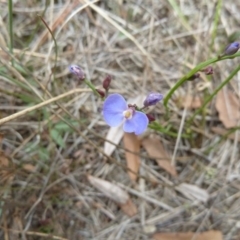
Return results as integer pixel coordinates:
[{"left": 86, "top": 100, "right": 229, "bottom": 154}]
[
  {"left": 84, "top": 79, "right": 101, "bottom": 97},
  {"left": 210, "top": 0, "right": 222, "bottom": 50},
  {"left": 8, "top": 0, "right": 14, "bottom": 65},
  {"left": 149, "top": 123, "right": 190, "bottom": 138},
  {"left": 205, "top": 127, "right": 240, "bottom": 154}
]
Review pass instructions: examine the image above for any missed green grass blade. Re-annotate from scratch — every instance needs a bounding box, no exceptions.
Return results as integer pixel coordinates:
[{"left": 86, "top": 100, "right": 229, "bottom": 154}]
[
  {"left": 8, "top": 0, "right": 14, "bottom": 65},
  {"left": 210, "top": 0, "right": 222, "bottom": 51}
]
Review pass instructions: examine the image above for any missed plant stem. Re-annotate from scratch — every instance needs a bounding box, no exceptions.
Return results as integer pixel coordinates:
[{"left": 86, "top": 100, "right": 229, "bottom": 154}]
[
  {"left": 8, "top": 0, "right": 14, "bottom": 66},
  {"left": 163, "top": 52, "right": 240, "bottom": 108},
  {"left": 187, "top": 64, "right": 240, "bottom": 125}
]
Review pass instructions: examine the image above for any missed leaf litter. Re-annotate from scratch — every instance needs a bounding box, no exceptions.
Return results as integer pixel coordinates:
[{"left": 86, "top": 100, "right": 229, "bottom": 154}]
[
  {"left": 141, "top": 136, "right": 177, "bottom": 176},
  {"left": 87, "top": 175, "right": 137, "bottom": 217},
  {"left": 123, "top": 132, "right": 140, "bottom": 181},
  {"left": 216, "top": 89, "right": 240, "bottom": 128},
  {"left": 2, "top": 1, "right": 239, "bottom": 239},
  {"left": 178, "top": 95, "right": 203, "bottom": 109},
  {"left": 153, "top": 230, "right": 223, "bottom": 240}
]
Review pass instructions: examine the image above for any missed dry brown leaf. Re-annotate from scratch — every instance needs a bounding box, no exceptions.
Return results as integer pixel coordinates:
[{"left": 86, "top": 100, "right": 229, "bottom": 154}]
[
  {"left": 142, "top": 137, "right": 177, "bottom": 176},
  {"left": 22, "top": 164, "right": 36, "bottom": 173},
  {"left": 180, "top": 95, "right": 203, "bottom": 109},
  {"left": 0, "top": 134, "right": 3, "bottom": 145},
  {"left": 0, "top": 151, "right": 8, "bottom": 167},
  {"left": 9, "top": 215, "right": 24, "bottom": 240},
  {"left": 0, "top": 151, "right": 14, "bottom": 184},
  {"left": 211, "top": 127, "right": 240, "bottom": 142},
  {"left": 87, "top": 175, "right": 137, "bottom": 217},
  {"left": 153, "top": 230, "right": 223, "bottom": 240},
  {"left": 119, "top": 198, "right": 137, "bottom": 217},
  {"left": 123, "top": 132, "right": 140, "bottom": 181},
  {"left": 216, "top": 89, "right": 240, "bottom": 128}
]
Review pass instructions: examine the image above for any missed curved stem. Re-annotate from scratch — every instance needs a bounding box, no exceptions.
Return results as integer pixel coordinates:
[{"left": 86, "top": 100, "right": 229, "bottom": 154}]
[
  {"left": 163, "top": 52, "right": 240, "bottom": 108},
  {"left": 187, "top": 64, "right": 240, "bottom": 125}
]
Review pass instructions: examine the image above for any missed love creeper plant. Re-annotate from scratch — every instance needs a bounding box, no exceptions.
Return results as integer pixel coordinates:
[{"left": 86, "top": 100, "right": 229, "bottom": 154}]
[{"left": 69, "top": 65, "right": 163, "bottom": 135}]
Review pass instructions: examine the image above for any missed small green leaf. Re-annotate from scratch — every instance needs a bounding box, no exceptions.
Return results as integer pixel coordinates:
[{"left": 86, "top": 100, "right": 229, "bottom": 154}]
[
  {"left": 13, "top": 62, "right": 28, "bottom": 75},
  {"left": 54, "top": 121, "right": 79, "bottom": 132},
  {"left": 38, "top": 147, "right": 49, "bottom": 161},
  {"left": 50, "top": 128, "right": 65, "bottom": 148},
  {"left": 18, "top": 93, "right": 37, "bottom": 104}
]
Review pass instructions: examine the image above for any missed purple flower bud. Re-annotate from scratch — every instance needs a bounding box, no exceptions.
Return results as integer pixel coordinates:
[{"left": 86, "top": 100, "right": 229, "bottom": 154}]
[
  {"left": 102, "top": 75, "right": 111, "bottom": 90},
  {"left": 143, "top": 93, "right": 163, "bottom": 107},
  {"left": 146, "top": 114, "right": 155, "bottom": 122},
  {"left": 96, "top": 89, "right": 105, "bottom": 98},
  {"left": 187, "top": 73, "right": 200, "bottom": 81},
  {"left": 224, "top": 42, "right": 240, "bottom": 56},
  {"left": 69, "top": 65, "right": 85, "bottom": 80},
  {"left": 201, "top": 66, "right": 213, "bottom": 75}
]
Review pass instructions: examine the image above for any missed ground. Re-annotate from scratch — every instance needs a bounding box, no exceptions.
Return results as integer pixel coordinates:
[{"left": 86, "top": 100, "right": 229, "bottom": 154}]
[{"left": 0, "top": 0, "right": 240, "bottom": 240}]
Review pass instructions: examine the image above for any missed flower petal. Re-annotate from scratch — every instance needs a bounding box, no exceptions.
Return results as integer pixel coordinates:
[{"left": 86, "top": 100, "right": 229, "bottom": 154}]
[
  {"left": 103, "top": 111, "right": 124, "bottom": 127},
  {"left": 123, "top": 111, "right": 149, "bottom": 135},
  {"left": 103, "top": 94, "right": 127, "bottom": 127}
]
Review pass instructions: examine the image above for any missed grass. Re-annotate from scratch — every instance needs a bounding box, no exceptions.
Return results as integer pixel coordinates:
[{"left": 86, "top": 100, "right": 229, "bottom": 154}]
[{"left": 1, "top": 1, "right": 240, "bottom": 240}]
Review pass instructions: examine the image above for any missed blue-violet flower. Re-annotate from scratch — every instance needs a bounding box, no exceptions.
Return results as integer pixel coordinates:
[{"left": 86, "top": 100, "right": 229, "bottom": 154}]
[
  {"left": 69, "top": 65, "right": 85, "bottom": 80},
  {"left": 103, "top": 93, "right": 149, "bottom": 135},
  {"left": 224, "top": 42, "right": 240, "bottom": 56},
  {"left": 143, "top": 93, "right": 163, "bottom": 107}
]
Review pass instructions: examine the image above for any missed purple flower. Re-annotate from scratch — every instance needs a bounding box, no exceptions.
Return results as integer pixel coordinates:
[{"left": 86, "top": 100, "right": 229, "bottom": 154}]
[
  {"left": 69, "top": 65, "right": 85, "bottom": 80},
  {"left": 103, "top": 93, "right": 149, "bottom": 135},
  {"left": 224, "top": 42, "right": 240, "bottom": 56},
  {"left": 143, "top": 93, "right": 163, "bottom": 107}
]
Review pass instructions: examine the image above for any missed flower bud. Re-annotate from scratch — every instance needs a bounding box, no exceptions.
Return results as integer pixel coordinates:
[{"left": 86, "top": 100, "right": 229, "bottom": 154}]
[
  {"left": 200, "top": 66, "right": 213, "bottom": 75},
  {"left": 69, "top": 65, "right": 85, "bottom": 80},
  {"left": 102, "top": 75, "right": 111, "bottom": 90},
  {"left": 146, "top": 113, "right": 155, "bottom": 122},
  {"left": 96, "top": 89, "right": 105, "bottom": 98},
  {"left": 143, "top": 93, "right": 163, "bottom": 107},
  {"left": 224, "top": 42, "right": 240, "bottom": 56},
  {"left": 187, "top": 73, "right": 200, "bottom": 81}
]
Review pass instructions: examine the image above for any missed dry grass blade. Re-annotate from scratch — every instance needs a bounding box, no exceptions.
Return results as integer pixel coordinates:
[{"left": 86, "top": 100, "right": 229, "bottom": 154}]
[
  {"left": 123, "top": 132, "right": 140, "bottom": 181},
  {"left": 2, "top": 227, "right": 68, "bottom": 240},
  {"left": 216, "top": 89, "right": 240, "bottom": 128},
  {"left": 175, "top": 183, "right": 209, "bottom": 203},
  {"left": 211, "top": 127, "right": 240, "bottom": 142},
  {"left": 87, "top": 175, "right": 137, "bottom": 217},
  {"left": 153, "top": 230, "right": 223, "bottom": 240},
  {"left": 0, "top": 88, "right": 89, "bottom": 125},
  {"left": 32, "top": 1, "right": 79, "bottom": 50},
  {"left": 142, "top": 137, "right": 177, "bottom": 176}
]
